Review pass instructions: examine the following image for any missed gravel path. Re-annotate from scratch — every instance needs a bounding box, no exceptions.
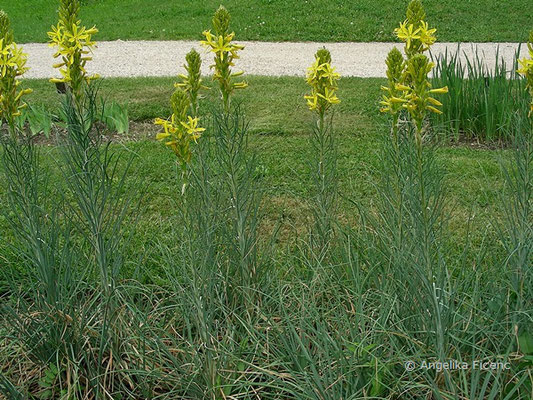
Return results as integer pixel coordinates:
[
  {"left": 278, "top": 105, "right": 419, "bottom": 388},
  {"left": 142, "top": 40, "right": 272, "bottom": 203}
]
[{"left": 23, "top": 40, "right": 526, "bottom": 79}]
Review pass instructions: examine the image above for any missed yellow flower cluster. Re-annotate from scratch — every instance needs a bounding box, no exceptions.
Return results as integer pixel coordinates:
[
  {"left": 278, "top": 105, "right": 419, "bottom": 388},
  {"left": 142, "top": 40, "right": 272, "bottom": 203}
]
[
  {"left": 304, "top": 48, "right": 340, "bottom": 117},
  {"left": 395, "top": 20, "right": 436, "bottom": 56},
  {"left": 48, "top": 0, "right": 99, "bottom": 99},
  {"left": 0, "top": 11, "right": 32, "bottom": 126},
  {"left": 379, "top": 47, "right": 405, "bottom": 115},
  {"left": 517, "top": 31, "right": 533, "bottom": 115},
  {"left": 380, "top": 0, "right": 447, "bottom": 133},
  {"left": 155, "top": 90, "right": 205, "bottom": 167},
  {"left": 201, "top": 6, "right": 247, "bottom": 112}
]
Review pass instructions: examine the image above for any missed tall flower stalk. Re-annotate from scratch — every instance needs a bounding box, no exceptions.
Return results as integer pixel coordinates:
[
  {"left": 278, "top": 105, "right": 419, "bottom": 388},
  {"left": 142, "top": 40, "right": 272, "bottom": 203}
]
[
  {"left": 304, "top": 48, "right": 340, "bottom": 256},
  {"left": 201, "top": 6, "right": 247, "bottom": 113},
  {"left": 0, "top": 10, "right": 32, "bottom": 134},
  {"left": 48, "top": 0, "right": 99, "bottom": 101},
  {"left": 379, "top": 2, "right": 449, "bottom": 259},
  {"left": 377, "top": 1, "right": 452, "bottom": 369},
  {"left": 156, "top": 48, "right": 207, "bottom": 188}
]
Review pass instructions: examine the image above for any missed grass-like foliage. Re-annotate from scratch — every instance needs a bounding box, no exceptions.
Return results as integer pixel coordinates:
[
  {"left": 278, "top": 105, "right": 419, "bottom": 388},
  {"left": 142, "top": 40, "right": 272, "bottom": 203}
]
[
  {"left": 431, "top": 48, "right": 530, "bottom": 142},
  {"left": 1, "top": 94, "right": 532, "bottom": 400}
]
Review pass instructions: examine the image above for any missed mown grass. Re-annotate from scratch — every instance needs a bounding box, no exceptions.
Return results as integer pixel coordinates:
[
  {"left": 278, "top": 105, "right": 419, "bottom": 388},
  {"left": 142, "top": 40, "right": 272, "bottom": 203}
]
[
  {"left": 4, "top": 0, "right": 532, "bottom": 44},
  {"left": 2, "top": 75, "right": 507, "bottom": 282}
]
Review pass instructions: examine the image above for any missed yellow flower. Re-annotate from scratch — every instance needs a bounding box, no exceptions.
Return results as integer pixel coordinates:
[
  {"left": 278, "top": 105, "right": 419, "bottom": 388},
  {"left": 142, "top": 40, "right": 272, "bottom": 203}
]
[
  {"left": 304, "top": 92, "right": 318, "bottom": 110},
  {"left": 394, "top": 20, "right": 421, "bottom": 50},
  {"left": 306, "top": 58, "right": 321, "bottom": 84},
  {"left": 418, "top": 21, "right": 436, "bottom": 48},
  {"left": 429, "top": 86, "right": 449, "bottom": 94},
  {"left": 517, "top": 33, "right": 533, "bottom": 115},
  {"left": 380, "top": 94, "right": 407, "bottom": 113},
  {"left": 317, "top": 87, "right": 340, "bottom": 105},
  {"left": 320, "top": 63, "right": 341, "bottom": 86},
  {"left": 180, "top": 116, "right": 206, "bottom": 142}
]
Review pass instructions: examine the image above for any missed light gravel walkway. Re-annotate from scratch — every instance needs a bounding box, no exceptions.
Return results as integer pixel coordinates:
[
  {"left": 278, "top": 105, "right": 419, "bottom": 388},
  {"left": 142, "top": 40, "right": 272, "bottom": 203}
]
[{"left": 22, "top": 40, "right": 526, "bottom": 79}]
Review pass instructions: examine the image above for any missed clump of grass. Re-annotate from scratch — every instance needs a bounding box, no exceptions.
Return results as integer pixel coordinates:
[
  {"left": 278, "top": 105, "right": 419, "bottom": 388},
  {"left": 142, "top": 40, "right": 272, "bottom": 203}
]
[{"left": 431, "top": 47, "right": 529, "bottom": 142}]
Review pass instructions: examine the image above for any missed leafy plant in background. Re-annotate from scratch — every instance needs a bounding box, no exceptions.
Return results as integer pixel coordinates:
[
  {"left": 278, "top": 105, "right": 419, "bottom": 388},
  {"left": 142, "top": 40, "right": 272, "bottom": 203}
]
[
  {"left": 175, "top": 48, "right": 207, "bottom": 116},
  {"left": 304, "top": 47, "right": 340, "bottom": 256},
  {"left": 0, "top": 10, "right": 32, "bottom": 132},
  {"left": 14, "top": 105, "right": 54, "bottom": 138},
  {"left": 201, "top": 6, "right": 247, "bottom": 112},
  {"left": 102, "top": 100, "right": 129, "bottom": 134},
  {"left": 48, "top": 0, "right": 99, "bottom": 101},
  {"left": 429, "top": 21, "right": 532, "bottom": 143}
]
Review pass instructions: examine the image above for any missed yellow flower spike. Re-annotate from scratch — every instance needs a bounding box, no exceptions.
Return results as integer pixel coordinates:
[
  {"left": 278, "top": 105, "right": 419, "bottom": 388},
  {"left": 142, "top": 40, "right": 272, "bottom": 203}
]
[
  {"left": 155, "top": 89, "right": 204, "bottom": 169},
  {"left": 48, "top": 0, "right": 98, "bottom": 100},
  {"left": 175, "top": 48, "right": 206, "bottom": 116},
  {"left": 201, "top": 6, "right": 246, "bottom": 112},
  {"left": 382, "top": 8, "right": 447, "bottom": 138},
  {"left": 0, "top": 12, "right": 32, "bottom": 128},
  {"left": 305, "top": 48, "right": 340, "bottom": 117}
]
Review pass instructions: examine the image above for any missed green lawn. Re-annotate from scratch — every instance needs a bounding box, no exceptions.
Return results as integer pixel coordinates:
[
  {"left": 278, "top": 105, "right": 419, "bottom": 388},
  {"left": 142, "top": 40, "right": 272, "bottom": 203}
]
[
  {"left": 4, "top": 0, "right": 532, "bottom": 44},
  {"left": 5, "top": 75, "right": 506, "bottom": 282}
]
